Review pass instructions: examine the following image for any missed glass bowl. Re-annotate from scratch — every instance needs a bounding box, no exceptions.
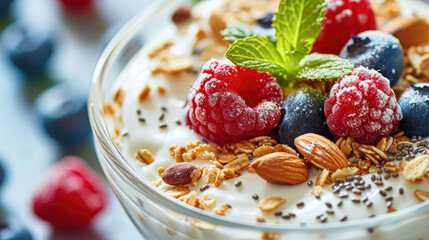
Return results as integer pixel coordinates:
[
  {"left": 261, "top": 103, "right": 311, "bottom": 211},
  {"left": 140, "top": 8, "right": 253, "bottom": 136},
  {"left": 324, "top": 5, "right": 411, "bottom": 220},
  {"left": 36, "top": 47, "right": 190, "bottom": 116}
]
[{"left": 89, "top": 0, "right": 429, "bottom": 239}]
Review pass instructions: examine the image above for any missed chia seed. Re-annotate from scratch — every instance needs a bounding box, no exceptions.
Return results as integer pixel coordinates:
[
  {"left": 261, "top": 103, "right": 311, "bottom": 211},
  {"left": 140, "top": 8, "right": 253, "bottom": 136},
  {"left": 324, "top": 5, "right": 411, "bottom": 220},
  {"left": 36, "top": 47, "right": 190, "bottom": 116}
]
[
  {"left": 339, "top": 193, "right": 349, "bottom": 199},
  {"left": 374, "top": 180, "right": 384, "bottom": 186},
  {"left": 200, "top": 185, "right": 209, "bottom": 192},
  {"left": 274, "top": 211, "right": 282, "bottom": 217},
  {"left": 159, "top": 113, "right": 165, "bottom": 121},
  {"left": 387, "top": 149, "right": 396, "bottom": 155},
  {"left": 352, "top": 189, "right": 362, "bottom": 195},
  {"left": 385, "top": 196, "right": 394, "bottom": 202},
  {"left": 138, "top": 117, "right": 146, "bottom": 123},
  {"left": 325, "top": 210, "right": 335, "bottom": 215},
  {"left": 336, "top": 178, "right": 345, "bottom": 183},
  {"left": 234, "top": 181, "right": 242, "bottom": 187}
]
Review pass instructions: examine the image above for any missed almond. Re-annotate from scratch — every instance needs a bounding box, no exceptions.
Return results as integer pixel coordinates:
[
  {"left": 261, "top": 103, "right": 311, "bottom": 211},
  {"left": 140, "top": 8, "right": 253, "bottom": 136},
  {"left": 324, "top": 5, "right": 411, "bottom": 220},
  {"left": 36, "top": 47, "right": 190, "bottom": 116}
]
[
  {"left": 250, "top": 152, "right": 308, "bottom": 185},
  {"left": 294, "top": 133, "right": 348, "bottom": 172},
  {"left": 414, "top": 189, "right": 429, "bottom": 202},
  {"left": 209, "top": 11, "right": 226, "bottom": 42},
  {"left": 383, "top": 16, "right": 429, "bottom": 48},
  {"left": 161, "top": 162, "right": 201, "bottom": 186}
]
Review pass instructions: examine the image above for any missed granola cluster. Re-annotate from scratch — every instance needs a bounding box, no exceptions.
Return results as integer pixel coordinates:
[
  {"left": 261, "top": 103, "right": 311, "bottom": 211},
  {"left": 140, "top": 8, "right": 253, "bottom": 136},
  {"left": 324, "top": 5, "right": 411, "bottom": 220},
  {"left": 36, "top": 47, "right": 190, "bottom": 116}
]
[{"left": 168, "top": 136, "right": 298, "bottom": 187}]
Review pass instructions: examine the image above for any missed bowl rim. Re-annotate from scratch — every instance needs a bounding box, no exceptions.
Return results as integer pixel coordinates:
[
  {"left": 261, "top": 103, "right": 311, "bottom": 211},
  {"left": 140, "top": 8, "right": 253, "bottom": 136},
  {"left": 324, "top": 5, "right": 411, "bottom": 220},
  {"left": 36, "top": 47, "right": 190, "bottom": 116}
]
[{"left": 89, "top": 0, "right": 429, "bottom": 233}]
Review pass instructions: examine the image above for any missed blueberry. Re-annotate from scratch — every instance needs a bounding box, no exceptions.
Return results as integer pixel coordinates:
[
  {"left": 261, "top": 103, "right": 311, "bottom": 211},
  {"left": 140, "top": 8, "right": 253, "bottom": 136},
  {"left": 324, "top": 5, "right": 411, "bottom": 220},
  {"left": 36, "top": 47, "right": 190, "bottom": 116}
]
[
  {"left": 34, "top": 84, "right": 91, "bottom": 148},
  {"left": 257, "top": 13, "right": 274, "bottom": 28},
  {"left": 0, "top": 0, "right": 13, "bottom": 16},
  {"left": 1, "top": 22, "right": 54, "bottom": 77},
  {"left": 398, "top": 83, "right": 429, "bottom": 138},
  {"left": 0, "top": 217, "right": 32, "bottom": 240},
  {"left": 279, "top": 88, "right": 333, "bottom": 148},
  {"left": 0, "top": 159, "right": 5, "bottom": 188},
  {"left": 251, "top": 13, "right": 276, "bottom": 42},
  {"left": 340, "top": 30, "right": 404, "bottom": 86}
]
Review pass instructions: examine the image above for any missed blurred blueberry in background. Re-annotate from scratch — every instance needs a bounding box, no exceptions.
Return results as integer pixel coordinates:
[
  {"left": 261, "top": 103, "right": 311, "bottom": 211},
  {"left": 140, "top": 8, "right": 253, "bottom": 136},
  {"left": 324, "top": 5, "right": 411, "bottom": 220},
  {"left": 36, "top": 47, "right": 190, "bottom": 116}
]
[
  {"left": 0, "top": 159, "right": 5, "bottom": 188},
  {"left": 0, "top": 0, "right": 13, "bottom": 16},
  {"left": 0, "top": 217, "right": 32, "bottom": 240},
  {"left": 34, "top": 84, "right": 91, "bottom": 148},
  {"left": 1, "top": 22, "right": 53, "bottom": 77}
]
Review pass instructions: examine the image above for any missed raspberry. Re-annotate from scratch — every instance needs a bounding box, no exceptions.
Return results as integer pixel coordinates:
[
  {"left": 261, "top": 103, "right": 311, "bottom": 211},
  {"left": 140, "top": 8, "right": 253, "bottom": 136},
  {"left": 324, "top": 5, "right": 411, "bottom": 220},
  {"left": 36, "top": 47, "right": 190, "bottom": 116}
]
[
  {"left": 311, "top": 0, "right": 376, "bottom": 55},
  {"left": 32, "top": 156, "right": 107, "bottom": 229},
  {"left": 57, "top": 0, "right": 93, "bottom": 13},
  {"left": 324, "top": 66, "right": 402, "bottom": 144},
  {"left": 186, "top": 59, "right": 282, "bottom": 145}
]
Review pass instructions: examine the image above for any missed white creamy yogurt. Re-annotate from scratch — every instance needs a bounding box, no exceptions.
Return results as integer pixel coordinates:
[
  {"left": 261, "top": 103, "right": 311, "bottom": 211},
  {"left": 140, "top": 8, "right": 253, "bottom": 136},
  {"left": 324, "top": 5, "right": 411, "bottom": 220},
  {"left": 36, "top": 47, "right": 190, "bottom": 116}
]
[{"left": 107, "top": 0, "right": 429, "bottom": 237}]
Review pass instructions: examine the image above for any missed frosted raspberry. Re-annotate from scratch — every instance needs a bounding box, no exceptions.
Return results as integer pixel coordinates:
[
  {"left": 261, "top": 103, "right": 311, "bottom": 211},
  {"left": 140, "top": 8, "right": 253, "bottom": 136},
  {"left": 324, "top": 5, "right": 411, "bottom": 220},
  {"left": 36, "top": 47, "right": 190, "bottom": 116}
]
[
  {"left": 312, "top": 0, "right": 376, "bottom": 55},
  {"left": 186, "top": 59, "right": 282, "bottom": 145},
  {"left": 325, "top": 66, "right": 402, "bottom": 144}
]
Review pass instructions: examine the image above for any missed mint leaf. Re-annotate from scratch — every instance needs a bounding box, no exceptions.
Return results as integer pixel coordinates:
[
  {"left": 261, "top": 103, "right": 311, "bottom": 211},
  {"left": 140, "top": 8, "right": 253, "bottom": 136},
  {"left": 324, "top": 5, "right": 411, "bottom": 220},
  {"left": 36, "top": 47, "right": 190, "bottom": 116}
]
[
  {"left": 191, "top": 0, "right": 205, "bottom": 5},
  {"left": 221, "top": 24, "right": 256, "bottom": 43},
  {"left": 224, "top": 0, "right": 330, "bottom": 88},
  {"left": 297, "top": 53, "right": 354, "bottom": 80},
  {"left": 221, "top": 24, "right": 277, "bottom": 43},
  {"left": 273, "top": 0, "right": 326, "bottom": 55},
  {"left": 225, "top": 36, "right": 287, "bottom": 83}
]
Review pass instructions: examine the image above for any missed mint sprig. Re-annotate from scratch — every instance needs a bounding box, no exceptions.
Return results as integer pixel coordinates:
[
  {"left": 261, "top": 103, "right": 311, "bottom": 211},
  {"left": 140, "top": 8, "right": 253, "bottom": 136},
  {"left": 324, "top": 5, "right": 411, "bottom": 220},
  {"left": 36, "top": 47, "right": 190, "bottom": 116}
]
[{"left": 224, "top": 0, "right": 353, "bottom": 88}]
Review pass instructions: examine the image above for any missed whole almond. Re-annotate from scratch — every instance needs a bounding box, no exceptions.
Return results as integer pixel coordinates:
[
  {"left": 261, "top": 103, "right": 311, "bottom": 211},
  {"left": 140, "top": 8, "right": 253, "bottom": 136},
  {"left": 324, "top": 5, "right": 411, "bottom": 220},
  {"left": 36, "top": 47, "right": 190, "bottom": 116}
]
[
  {"left": 162, "top": 162, "right": 201, "bottom": 186},
  {"left": 295, "top": 133, "right": 348, "bottom": 172},
  {"left": 383, "top": 16, "right": 429, "bottom": 48},
  {"left": 250, "top": 152, "right": 308, "bottom": 184}
]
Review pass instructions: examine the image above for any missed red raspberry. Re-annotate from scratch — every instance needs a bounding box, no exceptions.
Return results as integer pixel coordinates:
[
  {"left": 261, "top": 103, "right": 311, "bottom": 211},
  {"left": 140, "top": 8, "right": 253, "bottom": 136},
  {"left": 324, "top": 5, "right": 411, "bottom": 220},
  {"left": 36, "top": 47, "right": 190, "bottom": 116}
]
[
  {"left": 312, "top": 0, "right": 376, "bottom": 55},
  {"left": 57, "top": 0, "right": 93, "bottom": 13},
  {"left": 187, "top": 59, "right": 282, "bottom": 145},
  {"left": 325, "top": 66, "right": 402, "bottom": 144},
  {"left": 32, "top": 156, "right": 107, "bottom": 229}
]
